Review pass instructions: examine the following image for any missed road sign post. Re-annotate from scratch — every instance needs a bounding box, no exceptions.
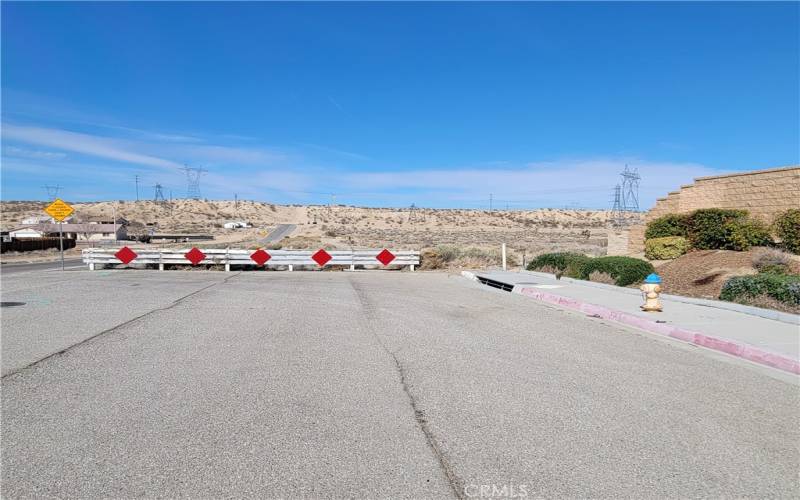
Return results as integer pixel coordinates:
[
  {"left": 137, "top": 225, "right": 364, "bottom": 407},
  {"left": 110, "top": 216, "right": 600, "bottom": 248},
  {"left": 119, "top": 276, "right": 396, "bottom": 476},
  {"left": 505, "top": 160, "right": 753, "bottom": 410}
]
[
  {"left": 44, "top": 198, "right": 75, "bottom": 271},
  {"left": 58, "top": 222, "right": 64, "bottom": 270}
]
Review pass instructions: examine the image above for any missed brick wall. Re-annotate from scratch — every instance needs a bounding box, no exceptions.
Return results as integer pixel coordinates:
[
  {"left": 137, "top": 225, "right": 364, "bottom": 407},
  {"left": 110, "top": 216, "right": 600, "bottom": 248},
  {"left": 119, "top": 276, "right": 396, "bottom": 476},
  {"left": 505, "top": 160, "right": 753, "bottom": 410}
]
[{"left": 627, "top": 165, "right": 800, "bottom": 255}]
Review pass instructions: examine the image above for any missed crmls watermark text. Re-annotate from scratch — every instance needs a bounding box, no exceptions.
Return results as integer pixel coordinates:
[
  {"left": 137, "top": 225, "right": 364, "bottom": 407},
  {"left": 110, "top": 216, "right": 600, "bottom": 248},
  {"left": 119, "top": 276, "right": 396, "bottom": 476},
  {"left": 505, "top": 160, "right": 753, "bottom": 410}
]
[{"left": 463, "top": 484, "right": 529, "bottom": 498}]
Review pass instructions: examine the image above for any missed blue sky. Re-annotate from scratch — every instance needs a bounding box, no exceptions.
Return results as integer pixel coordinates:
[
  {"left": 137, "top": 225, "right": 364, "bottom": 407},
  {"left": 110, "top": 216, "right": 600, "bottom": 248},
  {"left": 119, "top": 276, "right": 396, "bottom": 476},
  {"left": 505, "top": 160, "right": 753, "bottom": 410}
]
[{"left": 2, "top": 2, "right": 798, "bottom": 209}]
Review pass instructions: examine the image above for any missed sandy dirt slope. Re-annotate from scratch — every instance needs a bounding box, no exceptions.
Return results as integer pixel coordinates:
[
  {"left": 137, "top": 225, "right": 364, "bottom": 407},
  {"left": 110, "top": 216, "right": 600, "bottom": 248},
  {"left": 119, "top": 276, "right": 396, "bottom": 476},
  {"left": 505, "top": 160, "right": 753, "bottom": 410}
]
[{"left": 1, "top": 200, "right": 641, "bottom": 258}]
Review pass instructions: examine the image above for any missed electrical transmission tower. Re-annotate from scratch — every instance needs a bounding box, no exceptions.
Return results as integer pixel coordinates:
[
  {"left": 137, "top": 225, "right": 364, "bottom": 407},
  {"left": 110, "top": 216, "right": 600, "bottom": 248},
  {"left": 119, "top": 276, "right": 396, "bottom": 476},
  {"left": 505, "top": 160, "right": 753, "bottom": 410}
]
[
  {"left": 153, "top": 183, "right": 166, "bottom": 202},
  {"left": 620, "top": 165, "right": 640, "bottom": 212},
  {"left": 408, "top": 203, "right": 419, "bottom": 223},
  {"left": 182, "top": 165, "right": 207, "bottom": 199},
  {"left": 609, "top": 165, "right": 642, "bottom": 226},
  {"left": 610, "top": 184, "right": 624, "bottom": 226},
  {"left": 42, "top": 184, "right": 62, "bottom": 199}
]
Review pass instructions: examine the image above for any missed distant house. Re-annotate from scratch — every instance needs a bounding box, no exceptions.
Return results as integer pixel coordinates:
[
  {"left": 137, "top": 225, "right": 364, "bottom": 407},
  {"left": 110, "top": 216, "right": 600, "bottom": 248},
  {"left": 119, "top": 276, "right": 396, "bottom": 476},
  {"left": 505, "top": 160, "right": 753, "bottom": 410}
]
[
  {"left": 9, "top": 226, "right": 50, "bottom": 238},
  {"left": 223, "top": 221, "right": 251, "bottom": 229},
  {"left": 21, "top": 215, "right": 73, "bottom": 224},
  {"left": 9, "top": 223, "right": 127, "bottom": 242},
  {"left": 81, "top": 216, "right": 129, "bottom": 226}
]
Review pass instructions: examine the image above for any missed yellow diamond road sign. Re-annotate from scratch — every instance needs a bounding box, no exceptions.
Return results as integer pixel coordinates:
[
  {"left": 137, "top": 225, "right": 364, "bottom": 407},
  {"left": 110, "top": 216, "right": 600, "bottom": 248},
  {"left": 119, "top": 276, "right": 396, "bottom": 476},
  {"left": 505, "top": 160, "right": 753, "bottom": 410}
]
[{"left": 44, "top": 198, "right": 74, "bottom": 222}]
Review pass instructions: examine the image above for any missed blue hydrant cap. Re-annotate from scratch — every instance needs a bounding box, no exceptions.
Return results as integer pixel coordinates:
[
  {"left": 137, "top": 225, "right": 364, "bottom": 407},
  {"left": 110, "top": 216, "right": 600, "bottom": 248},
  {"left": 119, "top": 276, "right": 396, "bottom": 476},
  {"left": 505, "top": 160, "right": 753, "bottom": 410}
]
[{"left": 644, "top": 273, "right": 662, "bottom": 284}]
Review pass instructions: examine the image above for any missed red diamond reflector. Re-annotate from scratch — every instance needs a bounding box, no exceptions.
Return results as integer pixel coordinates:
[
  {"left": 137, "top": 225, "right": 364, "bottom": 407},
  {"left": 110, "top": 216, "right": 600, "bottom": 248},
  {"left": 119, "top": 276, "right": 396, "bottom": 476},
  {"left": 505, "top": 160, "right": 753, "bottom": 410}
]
[
  {"left": 311, "top": 248, "right": 332, "bottom": 266},
  {"left": 250, "top": 249, "right": 272, "bottom": 266},
  {"left": 185, "top": 247, "right": 206, "bottom": 265},
  {"left": 115, "top": 246, "right": 138, "bottom": 264},
  {"left": 376, "top": 248, "right": 395, "bottom": 266}
]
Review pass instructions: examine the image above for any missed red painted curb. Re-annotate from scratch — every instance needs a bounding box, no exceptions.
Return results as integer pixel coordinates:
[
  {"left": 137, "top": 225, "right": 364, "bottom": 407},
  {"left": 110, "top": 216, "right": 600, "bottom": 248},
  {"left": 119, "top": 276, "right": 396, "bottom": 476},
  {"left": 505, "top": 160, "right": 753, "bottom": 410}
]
[{"left": 517, "top": 287, "right": 800, "bottom": 375}]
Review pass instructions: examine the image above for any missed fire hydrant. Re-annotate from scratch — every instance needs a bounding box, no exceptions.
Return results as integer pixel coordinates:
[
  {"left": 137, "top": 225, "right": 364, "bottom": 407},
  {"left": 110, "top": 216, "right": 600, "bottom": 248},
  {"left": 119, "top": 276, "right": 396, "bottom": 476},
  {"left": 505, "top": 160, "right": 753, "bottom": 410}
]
[{"left": 640, "top": 273, "right": 663, "bottom": 312}]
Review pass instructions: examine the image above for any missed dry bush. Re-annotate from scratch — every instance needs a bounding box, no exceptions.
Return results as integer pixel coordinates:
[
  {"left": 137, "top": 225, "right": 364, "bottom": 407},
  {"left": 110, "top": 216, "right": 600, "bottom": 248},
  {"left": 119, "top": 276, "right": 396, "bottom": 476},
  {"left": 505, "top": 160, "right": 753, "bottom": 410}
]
[
  {"left": 266, "top": 235, "right": 326, "bottom": 250},
  {"left": 737, "top": 294, "right": 800, "bottom": 315},
  {"left": 751, "top": 248, "right": 795, "bottom": 274},
  {"left": 588, "top": 271, "right": 616, "bottom": 285},
  {"left": 419, "top": 249, "right": 446, "bottom": 270}
]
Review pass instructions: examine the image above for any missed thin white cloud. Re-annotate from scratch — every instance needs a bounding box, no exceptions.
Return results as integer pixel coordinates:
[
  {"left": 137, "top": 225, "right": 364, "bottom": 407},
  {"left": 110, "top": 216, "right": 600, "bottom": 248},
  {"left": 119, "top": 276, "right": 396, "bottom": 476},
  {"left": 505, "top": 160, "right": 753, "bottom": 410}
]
[
  {"left": 2, "top": 123, "right": 289, "bottom": 172},
  {"left": 1, "top": 145, "right": 67, "bottom": 161},
  {"left": 297, "top": 142, "right": 371, "bottom": 161},
  {"left": 337, "top": 158, "right": 728, "bottom": 209},
  {"left": 2, "top": 123, "right": 183, "bottom": 170},
  {"left": 327, "top": 96, "right": 344, "bottom": 112}
]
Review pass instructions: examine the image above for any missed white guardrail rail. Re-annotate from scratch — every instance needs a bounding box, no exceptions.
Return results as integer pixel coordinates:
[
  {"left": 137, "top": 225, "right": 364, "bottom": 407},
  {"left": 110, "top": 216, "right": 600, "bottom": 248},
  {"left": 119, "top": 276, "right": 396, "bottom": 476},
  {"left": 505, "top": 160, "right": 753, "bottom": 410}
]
[{"left": 82, "top": 248, "right": 420, "bottom": 271}]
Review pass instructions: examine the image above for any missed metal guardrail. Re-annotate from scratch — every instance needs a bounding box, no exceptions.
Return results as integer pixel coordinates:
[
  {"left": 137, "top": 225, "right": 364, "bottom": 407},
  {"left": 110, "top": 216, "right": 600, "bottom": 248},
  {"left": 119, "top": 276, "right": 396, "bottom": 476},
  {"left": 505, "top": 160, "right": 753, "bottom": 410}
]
[{"left": 82, "top": 248, "right": 420, "bottom": 271}]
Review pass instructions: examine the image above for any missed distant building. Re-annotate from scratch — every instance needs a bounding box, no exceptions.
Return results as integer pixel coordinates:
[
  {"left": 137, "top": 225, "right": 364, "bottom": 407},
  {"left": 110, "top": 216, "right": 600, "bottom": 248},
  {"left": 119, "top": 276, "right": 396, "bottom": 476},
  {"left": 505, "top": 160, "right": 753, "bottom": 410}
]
[
  {"left": 223, "top": 221, "right": 251, "bottom": 229},
  {"left": 81, "top": 216, "right": 129, "bottom": 226},
  {"left": 9, "top": 223, "right": 127, "bottom": 242},
  {"left": 21, "top": 215, "right": 73, "bottom": 224}
]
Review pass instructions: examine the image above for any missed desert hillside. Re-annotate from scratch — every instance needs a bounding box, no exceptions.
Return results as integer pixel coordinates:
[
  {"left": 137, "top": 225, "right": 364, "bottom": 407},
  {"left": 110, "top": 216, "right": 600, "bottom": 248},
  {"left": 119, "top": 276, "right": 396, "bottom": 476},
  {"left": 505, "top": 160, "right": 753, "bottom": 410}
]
[{"left": 0, "top": 200, "right": 641, "bottom": 258}]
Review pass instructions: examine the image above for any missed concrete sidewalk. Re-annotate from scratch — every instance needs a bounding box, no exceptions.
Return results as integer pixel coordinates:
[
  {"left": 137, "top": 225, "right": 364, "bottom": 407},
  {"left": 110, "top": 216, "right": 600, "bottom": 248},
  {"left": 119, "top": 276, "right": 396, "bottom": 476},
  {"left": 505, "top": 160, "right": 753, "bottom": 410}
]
[{"left": 466, "top": 270, "right": 799, "bottom": 375}]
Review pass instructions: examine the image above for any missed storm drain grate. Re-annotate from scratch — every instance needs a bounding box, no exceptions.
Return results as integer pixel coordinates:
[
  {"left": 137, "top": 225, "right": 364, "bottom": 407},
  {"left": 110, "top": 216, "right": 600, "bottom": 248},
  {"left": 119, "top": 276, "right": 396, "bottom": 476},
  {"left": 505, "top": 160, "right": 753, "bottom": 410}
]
[
  {"left": 1, "top": 302, "right": 26, "bottom": 307},
  {"left": 476, "top": 277, "right": 515, "bottom": 292}
]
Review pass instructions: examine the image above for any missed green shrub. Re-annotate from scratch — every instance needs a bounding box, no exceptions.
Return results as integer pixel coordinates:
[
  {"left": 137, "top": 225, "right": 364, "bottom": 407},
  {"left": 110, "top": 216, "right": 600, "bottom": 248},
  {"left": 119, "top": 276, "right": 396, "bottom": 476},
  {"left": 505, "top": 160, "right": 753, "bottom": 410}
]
[
  {"left": 578, "top": 256, "right": 655, "bottom": 287},
  {"left": 720, "top": 273, "right": 800, "bottom": 306},
  {"left": 644, "top": 236, "right": 691, "bottom": 260},
  {"left": 645, "top": 214, "right": 690, "bottom": 239},
  {"left": 686, "top": 208, "right": 748, "bottom": 250},
  {"left": 721, "top": 218, "right": 772, "bottom": 251},
  {"left": 773, "top": 209, "right": 800, "bottom": 254},
  {"left": 527, "top": 252, "right": 592, "bottom": 278}
]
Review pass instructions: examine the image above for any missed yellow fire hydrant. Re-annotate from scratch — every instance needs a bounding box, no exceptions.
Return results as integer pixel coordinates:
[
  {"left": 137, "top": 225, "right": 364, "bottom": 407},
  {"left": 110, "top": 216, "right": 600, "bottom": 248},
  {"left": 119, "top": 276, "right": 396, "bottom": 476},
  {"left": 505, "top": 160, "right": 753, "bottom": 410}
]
[{"left": 640, "top": 273, "right": 663, "bottom": 312}]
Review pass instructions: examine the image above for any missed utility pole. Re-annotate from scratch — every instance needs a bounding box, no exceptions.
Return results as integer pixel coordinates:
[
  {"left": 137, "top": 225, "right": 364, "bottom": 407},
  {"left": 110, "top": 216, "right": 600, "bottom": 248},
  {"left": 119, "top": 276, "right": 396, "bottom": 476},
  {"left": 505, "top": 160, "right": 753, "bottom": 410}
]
[
  {"left": 489, "top": 193, "right": 493, "bottom": 211},
  {"left": 135, "top": 175, "right": 140, "bottom": 201}
]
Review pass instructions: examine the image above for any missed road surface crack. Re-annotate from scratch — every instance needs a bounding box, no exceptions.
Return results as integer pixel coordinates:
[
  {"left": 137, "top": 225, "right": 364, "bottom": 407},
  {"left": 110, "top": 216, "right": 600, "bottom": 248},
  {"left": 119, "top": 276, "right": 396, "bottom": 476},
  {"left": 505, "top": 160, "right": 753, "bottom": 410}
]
[
  {"left": 2, "top": 272, "right": 242, "bottom": 379},
  {"left": 348, "top": 277, "right": 464, "bottom": 499}
]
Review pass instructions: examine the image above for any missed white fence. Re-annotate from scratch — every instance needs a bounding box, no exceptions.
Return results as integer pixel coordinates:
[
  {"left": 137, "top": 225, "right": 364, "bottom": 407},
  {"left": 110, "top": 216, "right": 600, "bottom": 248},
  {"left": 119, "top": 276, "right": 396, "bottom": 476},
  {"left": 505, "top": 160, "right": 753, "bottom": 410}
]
[{"left": 82, "top": 248, "right": 420, "bottom": 271}]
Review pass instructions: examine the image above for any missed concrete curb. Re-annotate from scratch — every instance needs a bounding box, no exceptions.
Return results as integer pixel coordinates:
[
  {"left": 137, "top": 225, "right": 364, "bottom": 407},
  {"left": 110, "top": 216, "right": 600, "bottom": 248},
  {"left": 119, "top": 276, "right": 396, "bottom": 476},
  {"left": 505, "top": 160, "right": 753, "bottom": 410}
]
[
  {"left": 522, "top": 270, "right": 800, "bottom": 325},
  {"left": 515, "top": 287, "right": 800, "bottom": 375},
  {"left": 460, "top": 271, "right": 478, "bottom": 281}
]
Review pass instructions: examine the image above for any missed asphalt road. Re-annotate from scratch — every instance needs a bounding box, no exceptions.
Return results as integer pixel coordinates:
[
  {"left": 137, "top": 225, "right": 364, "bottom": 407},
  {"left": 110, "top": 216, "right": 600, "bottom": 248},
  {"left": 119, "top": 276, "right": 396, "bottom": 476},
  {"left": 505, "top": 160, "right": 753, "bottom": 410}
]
[
  {"left": 259, "top": 223, "right": 296, "bottom": 244},
  {"left": 0, "top": 258, "right": 84, "bottom": 275},
  {"left": 1, "top": 270, "right": 798, "bottom": 498}
]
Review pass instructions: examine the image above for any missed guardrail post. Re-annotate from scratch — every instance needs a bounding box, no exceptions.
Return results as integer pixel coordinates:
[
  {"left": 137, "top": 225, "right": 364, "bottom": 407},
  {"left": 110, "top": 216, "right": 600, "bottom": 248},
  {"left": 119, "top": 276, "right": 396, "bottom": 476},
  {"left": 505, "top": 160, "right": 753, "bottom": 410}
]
[
  {"left": 89, "top": 261, "right": 95, "bottom": 271},
  {"left": 350, "top": 264, "right": 355, "bottom": 271},
  {"left": 410, "top": 264, "right": 415, "bottom": 271},
  {"left": 225, "top": 246, "right": 231, "bottom": 272},
  {"left": 288, "top": 264, "right": 293, "bottom": 272},
  {"left": 502, "top": 243, "right": 507, "bottom": 271},
  {"left": 159, "top": 252, "right": 164, "bottom": 271}
]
